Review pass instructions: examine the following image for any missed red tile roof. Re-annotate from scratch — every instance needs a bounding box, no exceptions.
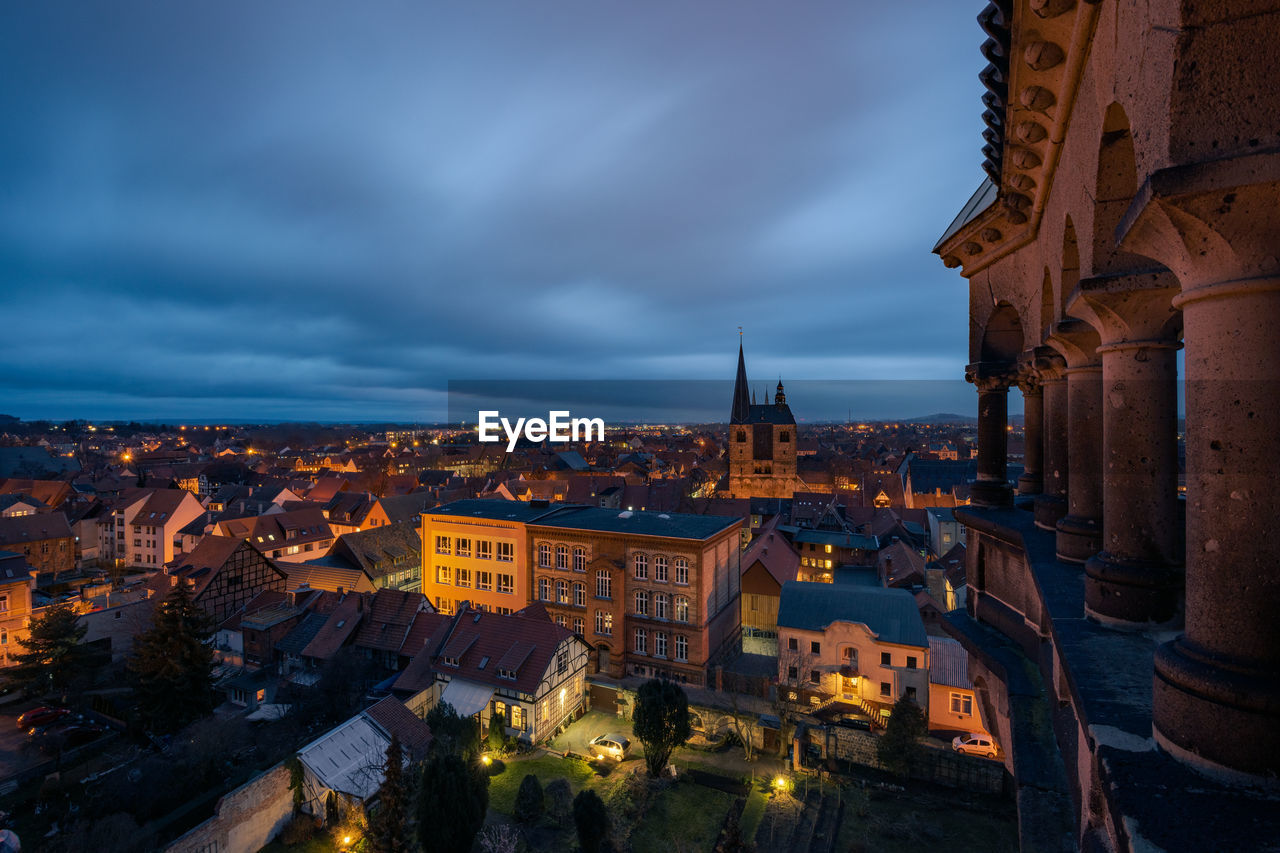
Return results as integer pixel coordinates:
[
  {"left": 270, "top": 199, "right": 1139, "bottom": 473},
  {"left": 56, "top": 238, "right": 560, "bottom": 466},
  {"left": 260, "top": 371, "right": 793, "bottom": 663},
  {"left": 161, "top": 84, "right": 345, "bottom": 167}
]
[
  {"left": 353, "top": 588, "right": 430, "bottom": 654},
  {"left": 301, "top": 593, "right": 364, "bottom": 660},
  {"left": 363, "top": 696, "right": 433, "bottom": 759}
]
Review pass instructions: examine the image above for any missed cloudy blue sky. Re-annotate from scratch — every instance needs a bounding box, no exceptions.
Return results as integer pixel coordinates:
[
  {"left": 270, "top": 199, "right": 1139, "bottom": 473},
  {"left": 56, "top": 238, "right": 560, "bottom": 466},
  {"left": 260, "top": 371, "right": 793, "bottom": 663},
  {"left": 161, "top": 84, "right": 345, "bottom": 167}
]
[{"left": 1, "top": 1, "right": 988, "bottom": 422}]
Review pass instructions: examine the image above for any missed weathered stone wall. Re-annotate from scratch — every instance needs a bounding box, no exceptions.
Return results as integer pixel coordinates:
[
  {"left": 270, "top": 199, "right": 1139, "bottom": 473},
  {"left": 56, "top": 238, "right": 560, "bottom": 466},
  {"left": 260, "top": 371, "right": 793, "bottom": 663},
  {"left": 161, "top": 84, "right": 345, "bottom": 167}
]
[
  {"left": 164, "top": 763, "right": 293, "bottom": 853},
  {"left": 824, "top": 726, "right": 1005, "bottom": 795}
]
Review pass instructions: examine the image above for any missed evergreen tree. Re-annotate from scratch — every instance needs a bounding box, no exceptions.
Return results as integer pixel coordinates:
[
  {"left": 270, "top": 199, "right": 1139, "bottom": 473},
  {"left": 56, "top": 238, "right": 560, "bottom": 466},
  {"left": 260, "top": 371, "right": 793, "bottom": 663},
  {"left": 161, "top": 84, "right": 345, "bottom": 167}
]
[
  {"left": 876, "top": 695, "right": 928, "bottom": 779},
  {"left": 425, "top": 701, "right": 480, "bottom": 758},
  {"left": 513, "top": 773, "right": 543, "bottom": 824},
  {"left": 632, "top": 678, "right": 692, "bottom": 777},
  {"left": 368, "top": 734, "right": 409, "bottom": 853},
  {"left": 486, "top": 709, "right": 506, "bottom": 752},
  {"left": 10, "top": 602, "right": 88, "bottom": 696},
  {"left": 415, "top": 751, "right": 488, "bottom": 853},
  {"left": 573, "top": 789, "right": 610, "bottom": 853},
  {"left": 128, "top": 581, "right": 215, "bottom": 733}
]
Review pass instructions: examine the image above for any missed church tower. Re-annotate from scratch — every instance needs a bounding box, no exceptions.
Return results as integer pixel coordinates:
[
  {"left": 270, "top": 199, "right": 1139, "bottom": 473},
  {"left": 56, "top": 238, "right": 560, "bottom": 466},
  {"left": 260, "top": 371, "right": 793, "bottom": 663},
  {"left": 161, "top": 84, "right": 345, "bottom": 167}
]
[{"left": 727, "top": 340, "right": 800, "bottom": 499}]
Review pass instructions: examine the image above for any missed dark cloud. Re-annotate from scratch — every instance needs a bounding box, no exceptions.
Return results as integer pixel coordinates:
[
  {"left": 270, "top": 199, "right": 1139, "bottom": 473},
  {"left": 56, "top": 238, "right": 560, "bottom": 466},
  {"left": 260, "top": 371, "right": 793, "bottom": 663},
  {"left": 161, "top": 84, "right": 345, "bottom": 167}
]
[{"left": 0, "top": 1, "right": 986, "bottom": 421}]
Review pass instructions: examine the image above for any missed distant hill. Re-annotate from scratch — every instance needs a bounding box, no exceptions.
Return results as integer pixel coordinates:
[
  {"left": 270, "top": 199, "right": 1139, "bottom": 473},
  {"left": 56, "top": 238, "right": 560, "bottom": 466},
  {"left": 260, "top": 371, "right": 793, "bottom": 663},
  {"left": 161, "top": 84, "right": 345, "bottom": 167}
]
[{"left": 902, "top": 413, "right": 977, "bottom": 425}]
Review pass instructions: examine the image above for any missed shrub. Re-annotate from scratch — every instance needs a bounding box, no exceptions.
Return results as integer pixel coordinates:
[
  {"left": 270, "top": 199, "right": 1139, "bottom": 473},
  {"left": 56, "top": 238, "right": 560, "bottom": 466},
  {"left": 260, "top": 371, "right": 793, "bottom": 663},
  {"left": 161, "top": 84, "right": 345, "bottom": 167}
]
[
  {"left": 573, "top": 789, "right": 610, "bottom": 853},
  {"left": 280, "top": 814, "right": 316, "bottom": 846},
  {"left": 545, "top": 777, "right": 573, "bottom": 823},
  {"left": 513, "top": 773, "right": 544, "bottom": 823}
]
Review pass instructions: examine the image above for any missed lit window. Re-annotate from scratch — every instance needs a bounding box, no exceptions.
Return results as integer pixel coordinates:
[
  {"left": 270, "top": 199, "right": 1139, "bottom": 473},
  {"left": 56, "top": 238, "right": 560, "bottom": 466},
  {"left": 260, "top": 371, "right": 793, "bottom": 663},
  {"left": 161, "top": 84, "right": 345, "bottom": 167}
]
[
  {"left": 497, "top": 574, "right": 514, "bottom": 594},
  {"left": 557, "top": 580, "right": 570, "bottom": 604},
  {"left": 674, "top": 596, "right": 689, "bottom": 622},
  {"left": 595, "top": 610, "right": 612, "bottom": 636},
  {"left": 573, "top": 617, "right": 584, "bottom": 635}
]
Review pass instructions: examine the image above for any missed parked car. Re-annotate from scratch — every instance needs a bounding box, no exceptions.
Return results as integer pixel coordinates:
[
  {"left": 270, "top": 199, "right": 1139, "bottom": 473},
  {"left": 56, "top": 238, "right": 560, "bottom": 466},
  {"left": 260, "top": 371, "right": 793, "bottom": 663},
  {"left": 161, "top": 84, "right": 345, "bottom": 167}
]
[
  {"left": 834, "top": 714, "right": 873, "bottom": 731},
  {"left": 588, "top": 733, "right": 632, "bottom": 761},
  {"left": 952, "top": 732, "right": 999, "bottom": 758},
  {"left": 16, "top": 707, "right": 70, "bottom": 730},
  {"left": 39, "top": 724, "right": 105, "bottom": 751}
]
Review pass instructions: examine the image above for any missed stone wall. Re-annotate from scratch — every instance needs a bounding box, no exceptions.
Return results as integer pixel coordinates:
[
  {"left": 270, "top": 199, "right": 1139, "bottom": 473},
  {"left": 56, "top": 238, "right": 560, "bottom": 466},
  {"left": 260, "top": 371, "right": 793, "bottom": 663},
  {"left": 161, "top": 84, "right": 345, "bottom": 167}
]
[
  {"left": 165, "top": 763, "right": 293, "bottom": 853},
  {"left": 824, "top": 726, "right": 1005, "bottom": 795}
]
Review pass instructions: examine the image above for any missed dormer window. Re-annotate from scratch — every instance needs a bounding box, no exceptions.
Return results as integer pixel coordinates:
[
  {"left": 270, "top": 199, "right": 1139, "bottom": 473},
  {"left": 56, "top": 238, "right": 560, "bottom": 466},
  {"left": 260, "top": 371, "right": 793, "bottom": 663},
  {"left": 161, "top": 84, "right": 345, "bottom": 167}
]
[
  {"left": 497, "top": 667, "right": 516, "bottom": 680},
  {"left": 443, "top": 655, "right": 460, "bottom": 667}
]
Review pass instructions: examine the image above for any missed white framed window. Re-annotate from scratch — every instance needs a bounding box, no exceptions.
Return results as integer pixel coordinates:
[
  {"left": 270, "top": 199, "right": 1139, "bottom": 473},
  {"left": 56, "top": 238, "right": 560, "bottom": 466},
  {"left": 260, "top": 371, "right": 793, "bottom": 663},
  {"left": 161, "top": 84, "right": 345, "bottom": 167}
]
[
  {"left": 654, "top": 555, "right": 668, "bottom": 583},
  {"left": 556, "top": 615, "right": 567, "bottom": 627},
  {"left": 477, "top": 540, "right": 493, "bottom": 560},
  {"left": 497, "top": 573, "right": 514, "bottom": 594},
  {"left": 674, "top": 596, "right": 689, "bottom": 623},
  {"left": 456, "top": 567, "right": 471, "bottom": 587},
  {"left": 633, "top": 553, "right": 648, "bottom": 580},
  {"left": 556, "top": 579, "right": 570, "bottom": 604},
  {"left": 950, "top": 692, "right": 973, "bottom": 715},
  {"left": 539, "top": 578, "right": 552, "bottom": 601},
  {"left": 436, "top": 565, "right": 451, "bottom": 585},
  {"left": 538, "top": 543, "right": 551, "bottom": 567},
  {"left": 497, "top": 541, "right": 514, "bottom": 562},
  {"left": 573, "top": 583, "right": 586, "bottom": 608},
  {"left": 674, "top": 634, "right": 688, "bottom": 662},
  {"left": 654, "top": 593, "right": 668, "bottom": 620},
  {"left": 556, "top": 545, "right": 569, "bottom": 570},
  {"left": 654, "top": 632, "right": 667, "bottom": 658},
  {"left": 634, "top": 627, "right": 648, "bottom": 655},
  {"left": 595, "top": 570, "right": 611, "bottom": 599},
  {"left": 476, "top": 571, "right": 492, "bottom": 591},
  {"left": 435, "top": 535, "right": 451, "bottom": 555},
  {"left": 634, "top": 590, "right": 649, "bottom": 616},
  {"left": 595, "top": 610, "right": 612, "bottom": 636},
  {"left": 573, "top": 547, "right": 586, "bottom": 572},
  {"left": 674, "top": 557, "right": 689, "bottom": 585},
  {"left": 573, "top": 617, "right": 584, "bottom": 635},
  {"left": 456, "top": 538, "right": 471, "bottom": 558}
]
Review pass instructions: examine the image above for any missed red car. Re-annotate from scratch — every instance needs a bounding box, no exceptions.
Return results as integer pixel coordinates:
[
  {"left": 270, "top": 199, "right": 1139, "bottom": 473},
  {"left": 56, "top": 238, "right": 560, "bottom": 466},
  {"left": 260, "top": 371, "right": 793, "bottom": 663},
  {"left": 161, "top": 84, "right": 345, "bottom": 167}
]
[{"left": 16, "top": 707, "right": 70, "bottom": 730}]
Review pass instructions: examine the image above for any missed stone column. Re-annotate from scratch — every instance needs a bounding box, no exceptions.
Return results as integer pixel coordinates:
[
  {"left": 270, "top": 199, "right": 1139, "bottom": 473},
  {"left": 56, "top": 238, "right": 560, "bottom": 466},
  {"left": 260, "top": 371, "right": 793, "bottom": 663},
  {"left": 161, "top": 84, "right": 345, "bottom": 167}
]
[
  {"left": 1072, "top": 272, "right": 1184, "bottom": 627},
  {"left": 1034, "top": 353, "right": 1069, "bottom": 530},
  {"left": 966, "top": 362, "right": 1015, "bottom": 508},
  {"left": 1120, "top": 155, "right": 1280, "bottom": 781},
  {"left": 1015, "top": 356, "right": 1044, "bottom": 496},
  {"left": 1046, "top": 320, "right": 1103, "bottom": 563}
]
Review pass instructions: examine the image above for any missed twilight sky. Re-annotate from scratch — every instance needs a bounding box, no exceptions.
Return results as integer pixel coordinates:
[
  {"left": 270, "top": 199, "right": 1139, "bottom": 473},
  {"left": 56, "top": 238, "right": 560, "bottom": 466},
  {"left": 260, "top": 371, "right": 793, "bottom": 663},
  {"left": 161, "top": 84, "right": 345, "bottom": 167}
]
[{"left": 0, "top": 1, "right": 988, "bottom": 423}]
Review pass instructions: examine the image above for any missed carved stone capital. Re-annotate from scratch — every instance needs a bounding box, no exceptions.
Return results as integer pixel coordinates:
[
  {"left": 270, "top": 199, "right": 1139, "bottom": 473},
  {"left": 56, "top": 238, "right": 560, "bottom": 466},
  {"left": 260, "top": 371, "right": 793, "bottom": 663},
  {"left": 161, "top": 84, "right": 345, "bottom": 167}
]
[
  {"left": 1117, "top": 149, "right": 1280, "bottom": 293},
  {"left": 1066, "top": 268, "right": 1183, "bottom": 347},
  {"left": 965, "top": 362, "right": 1017, "bottom": 393},
  {"left": 1045, "top": 318, "right": 1101, "bottom": 369}
]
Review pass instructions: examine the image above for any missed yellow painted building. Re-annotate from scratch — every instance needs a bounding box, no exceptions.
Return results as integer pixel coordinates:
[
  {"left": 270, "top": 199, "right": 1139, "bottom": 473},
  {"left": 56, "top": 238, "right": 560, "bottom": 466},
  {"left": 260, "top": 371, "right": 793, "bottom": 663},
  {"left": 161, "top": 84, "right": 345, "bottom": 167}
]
[{"left": 420, "top": 502, "right": 552, "bottom": 615}]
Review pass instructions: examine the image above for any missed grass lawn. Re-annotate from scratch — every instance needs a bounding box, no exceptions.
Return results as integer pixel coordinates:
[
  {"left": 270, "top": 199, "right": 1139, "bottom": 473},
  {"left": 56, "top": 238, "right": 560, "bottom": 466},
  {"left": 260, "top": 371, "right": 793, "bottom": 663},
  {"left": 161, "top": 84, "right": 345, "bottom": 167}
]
[
  {"left": 487, "top": 753, "right": 601, "bottom": 816},
  {"left": 738, "top": 785, "right": 768, "bottom": 841},
  {"left": 626, "top": 781, "right": 738, "bottom": 853}
]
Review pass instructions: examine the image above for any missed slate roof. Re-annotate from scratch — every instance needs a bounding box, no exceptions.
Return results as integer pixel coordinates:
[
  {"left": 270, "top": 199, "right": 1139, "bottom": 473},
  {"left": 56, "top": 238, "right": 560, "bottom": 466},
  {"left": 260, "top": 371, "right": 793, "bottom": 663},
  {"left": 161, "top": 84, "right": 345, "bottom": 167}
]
[
  {"left": 301, "top": 593, "right": 364, "bottom": 660},
  {"left": 276, "top": 612, "right": 330, "bottom": 657},
  {"left": 427, "top": 499, "right": 567, "bottom": 524},
  {"left": 791, "top": 528, "right": 879, "bottom": 551},
  {"left": 332, "top": 522, "right": 420, "bottom": 578},
  {"left": 733, "top": 403, "right": 796, "bottom": 426},
  {"left": 776, "top": 581, "right": 928, "bottom": 649},
  {"left": 928, "top": 636, "right": 972, "bottom": 689},
  {"left": 363, "top": 696, "right": 434, "bottom": 759},
  {"left": 0, "top": 512, "right": 73, "bottom": 546},
  {"left": 377, "top": 492, "right": 437, "bottom": 526},
  {"left": 530, "top": 505, "right": 740, "bottom": 541}
]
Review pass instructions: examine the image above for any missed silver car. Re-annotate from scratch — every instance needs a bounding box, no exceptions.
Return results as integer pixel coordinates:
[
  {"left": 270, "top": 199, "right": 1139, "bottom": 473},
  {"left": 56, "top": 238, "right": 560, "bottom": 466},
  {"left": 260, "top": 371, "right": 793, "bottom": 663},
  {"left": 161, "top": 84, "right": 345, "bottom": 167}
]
[{"left": 588, "top": 733, "right": 632, "bottom": 761}]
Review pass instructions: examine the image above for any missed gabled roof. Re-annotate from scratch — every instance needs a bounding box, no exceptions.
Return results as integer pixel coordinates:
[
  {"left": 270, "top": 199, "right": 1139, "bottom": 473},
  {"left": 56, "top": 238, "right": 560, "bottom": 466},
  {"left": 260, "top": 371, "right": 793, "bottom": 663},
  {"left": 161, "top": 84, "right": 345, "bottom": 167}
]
[
  {"left": 131, "top": 489, "right": 197, "bottom": 526},
  {"left": 332, "top": 522, "right": 421, "bottom": 578},
  {"left": 301, "top": 593, "right": 364, "bottom": 660},
  {"left": 363, "top": 696, "right": 433, "bottom": 759},
  {"left": 395, "top": 602, "right": 582, "bottom": 697},
  {"left": 353, "top": 588, "right": 429, "bottom": 654},
  {"left": 776, "top": 581, "right": 928, "bottom": 649},
  {"left": 740, "top": 525, "right": 800, "bottom": 588}
]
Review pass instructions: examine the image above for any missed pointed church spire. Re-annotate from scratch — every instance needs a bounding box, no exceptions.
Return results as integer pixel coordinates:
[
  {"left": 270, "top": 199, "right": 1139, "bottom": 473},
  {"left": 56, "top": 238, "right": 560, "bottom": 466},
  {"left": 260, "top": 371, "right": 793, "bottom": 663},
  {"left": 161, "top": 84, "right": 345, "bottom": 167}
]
[
  {"left": 731, "top": 333, "right": 750, "bottom": 423},
  {"left": 775, "top": 377, "right": 786, "bottom": 405}
]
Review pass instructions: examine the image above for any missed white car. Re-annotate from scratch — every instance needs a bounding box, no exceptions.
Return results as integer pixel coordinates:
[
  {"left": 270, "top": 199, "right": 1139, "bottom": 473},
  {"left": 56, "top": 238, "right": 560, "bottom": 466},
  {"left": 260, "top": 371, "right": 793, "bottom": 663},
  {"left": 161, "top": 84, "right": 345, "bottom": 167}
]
[
  {"left": 588, "top": 733, "right": 632, "bottom": 761},
  {"left": 952, "top": 732, "right": 999, "bottom": 758}
]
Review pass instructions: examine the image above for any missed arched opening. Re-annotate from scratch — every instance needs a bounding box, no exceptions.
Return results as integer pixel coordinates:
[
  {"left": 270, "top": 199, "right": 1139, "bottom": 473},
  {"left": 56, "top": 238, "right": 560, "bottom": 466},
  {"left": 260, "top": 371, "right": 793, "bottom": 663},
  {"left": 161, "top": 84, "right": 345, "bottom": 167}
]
[
  {"left": 1061, "top": 216, "right": 1080, "bottom": 314},
  {"left": 980, "top": 302, "right": 1024, "bottom": 363},
  {"left": 1091, "top": 103, "right": 1144, "bottom": 274}
]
